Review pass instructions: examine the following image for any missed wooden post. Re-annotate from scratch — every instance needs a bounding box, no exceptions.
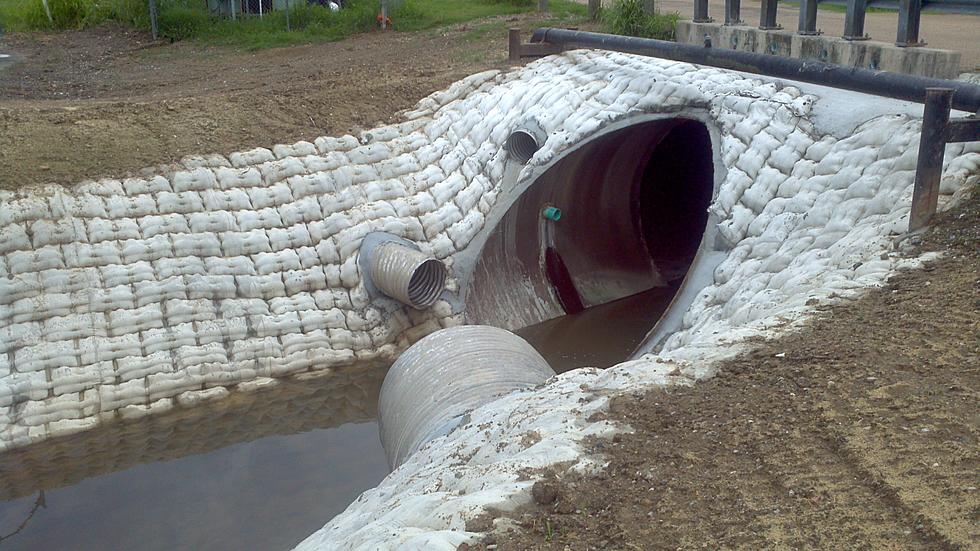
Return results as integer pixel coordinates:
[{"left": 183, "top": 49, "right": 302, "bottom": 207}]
[
  {"left": 508, "top": 28, "right": 521, "bottom": 62},
  {"left": 643, "top": 0, "right": 655, "bottom": 15},
  {"left": 588, "top": 0, "right": 600, "bottom": 20},
  {"left": 909, "top": 88, "right": 952, "bottom": 232}
]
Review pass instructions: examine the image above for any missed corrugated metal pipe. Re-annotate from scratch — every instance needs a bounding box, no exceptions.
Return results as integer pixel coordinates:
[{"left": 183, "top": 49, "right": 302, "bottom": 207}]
[
  {"left": 505, "top": 119, "right": 546, "bottom": 164},
  {"left": 362, "top": 237, "right": 447, "bottom": 309},
  {"left": 378, "top": 325, "right": 556, "bottom": 469}
]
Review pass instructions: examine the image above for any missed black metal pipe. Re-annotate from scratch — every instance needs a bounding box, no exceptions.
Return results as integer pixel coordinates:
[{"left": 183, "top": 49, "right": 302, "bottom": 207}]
[{"left": 529, "top": 28, "right": 980, "bottom": 113}]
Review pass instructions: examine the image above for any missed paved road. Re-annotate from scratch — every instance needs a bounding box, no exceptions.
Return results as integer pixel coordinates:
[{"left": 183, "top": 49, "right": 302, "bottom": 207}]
[{"left": 582, "top": 0, "right": 980, "bottom": 71}]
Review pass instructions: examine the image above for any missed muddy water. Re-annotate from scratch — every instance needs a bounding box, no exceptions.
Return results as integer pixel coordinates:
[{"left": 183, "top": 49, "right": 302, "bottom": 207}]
[
  {"left": 0, "top": 287, "right": 674, "bottom": 549},
  {"left": 0, "top": 367, "right": 390, "bottom": 551},
  {"left": 518, "top": 285, "right": 679, "bottom": 373}
]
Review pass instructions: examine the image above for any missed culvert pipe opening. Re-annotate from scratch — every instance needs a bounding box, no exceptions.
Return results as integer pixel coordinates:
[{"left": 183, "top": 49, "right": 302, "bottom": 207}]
[
  {"left": 505, "top": 130, "right": 540, "bottom": 164},
  {"left": 369, "top": 242, "right": 447, "bottom": 309},
  {"left": 378, "top": 325, "right": 555, "bottom": 469},
  {"left": 467, "top": 118, "right": 716, "bottom": 372}
]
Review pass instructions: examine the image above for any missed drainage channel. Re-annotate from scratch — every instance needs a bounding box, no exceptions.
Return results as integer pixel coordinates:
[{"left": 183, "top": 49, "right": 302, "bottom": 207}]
[{"left": 0, "top": 287, "right": 677, "bottom": 550}]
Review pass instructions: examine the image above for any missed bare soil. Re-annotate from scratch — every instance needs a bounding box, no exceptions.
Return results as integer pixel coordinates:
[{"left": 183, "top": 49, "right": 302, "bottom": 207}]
[
  {"left": 0, "top": 17, "right": 577, "bottom": 188},
  {"left": 479, "top": 194, "right": 980, "bottom": 550}
]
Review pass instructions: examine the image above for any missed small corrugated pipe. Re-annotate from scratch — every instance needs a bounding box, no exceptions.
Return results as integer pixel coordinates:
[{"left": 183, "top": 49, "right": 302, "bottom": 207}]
[
  {"left": 378, "top": 325, "right": 556, "bottom": 469},
  {"left": 505, "top": 119, "right": 546, "bottom": 164},
  {"left": 369, "top": 241, "right": 447, "bottom": 309}
]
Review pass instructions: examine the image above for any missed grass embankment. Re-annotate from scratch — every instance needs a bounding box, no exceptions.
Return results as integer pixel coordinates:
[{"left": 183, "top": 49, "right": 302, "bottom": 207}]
[
  {"left": 0, "top": 0, "right": 587, "bottom": 49},
  {"left": 0, "top": 0, "right": 682, "bottom": 50}
]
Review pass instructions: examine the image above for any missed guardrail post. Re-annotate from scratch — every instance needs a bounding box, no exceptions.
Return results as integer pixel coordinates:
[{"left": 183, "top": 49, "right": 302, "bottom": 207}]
[
  {"left": 798, "top": 0, "right": 819, "bottom": 35},
  {"left": 909, "top": 88, "right": 953, "bottom": 232},
  {"left": 896, "top": 0, "right": 923, "bottom": 47},
  {"left": 759, "top": 0, "right": 780, "bottom": 29},
  {"left": 693, "top": 0, "right": 711, "bottom": 22},
  {"left": 725, "top": 0, "right": 742, "bottom": 25},
  {"left": 843, "top": 0, "right": 869, "bottom": 40},
  {"left": 588, "top": 0, "right": 600, "bottom": 20},
  {"left": 509, "top": 28, "right": 521, "bottom": 62}
]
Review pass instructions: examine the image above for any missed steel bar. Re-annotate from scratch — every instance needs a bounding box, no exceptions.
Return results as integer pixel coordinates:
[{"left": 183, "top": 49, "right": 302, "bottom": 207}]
[
  {"left": 528, "top": 29, "right": 980, "bottom": 112},
  {"left": 693, "top": 0, "right": 711, "bottom": 22},
  {"left": 843, "top": 0, "right": 869, "bottom": 40},
  {"left": 909, "top": 88, "right": 953, "bottom": 231},
  {"left": 896, "top": 0, "right": 923, "bottom": 46},
  {"left": 798, "top": 0, "right": 819, "bottom": 35},
  {"left": 946, "top": 118, "right": 980, "bottom": 143},
  {"left": 725, "top": 0, "right": 743, "bottom": 25},
  {"left": 759, "top": 0, "right": 780, "bottom": 29}
]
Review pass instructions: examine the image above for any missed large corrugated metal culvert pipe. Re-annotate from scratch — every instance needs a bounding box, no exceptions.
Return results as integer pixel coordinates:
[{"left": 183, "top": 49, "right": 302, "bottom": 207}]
[{"left": 378, "top": 325, "right": 556, "bottom": 469}]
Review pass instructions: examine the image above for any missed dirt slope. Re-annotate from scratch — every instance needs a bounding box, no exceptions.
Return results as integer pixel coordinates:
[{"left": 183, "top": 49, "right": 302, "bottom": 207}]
[
  {"left": 481, "top": 194, "right": 979, "bottom": 550},
  {"left": 0, "top": 19, "right": 562, "bottom": 189}
]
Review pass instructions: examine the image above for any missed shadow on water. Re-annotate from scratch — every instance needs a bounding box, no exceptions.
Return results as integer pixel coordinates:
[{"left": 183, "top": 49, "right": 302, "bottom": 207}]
[{"left": 0, "top": 365, "right": 391, "bottom": 550}]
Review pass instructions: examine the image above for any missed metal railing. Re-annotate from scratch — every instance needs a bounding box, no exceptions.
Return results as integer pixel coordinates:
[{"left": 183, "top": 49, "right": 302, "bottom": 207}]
[{"left": 689, "top": 0, "right": 928, "bottom": 46}]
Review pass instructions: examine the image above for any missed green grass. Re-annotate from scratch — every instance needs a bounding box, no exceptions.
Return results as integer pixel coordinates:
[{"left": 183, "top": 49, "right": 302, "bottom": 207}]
[
  {"left": 0, "top": 0, "right": 148, "bottom": 31},
  {"left": 603, "top": 0, "right": 679, "bottom": 40},
  {"left": 0, "top": 0, "right": 586, "bottom": 49}
]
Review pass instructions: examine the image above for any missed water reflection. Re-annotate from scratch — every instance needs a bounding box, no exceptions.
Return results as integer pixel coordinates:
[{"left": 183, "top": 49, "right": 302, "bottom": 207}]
[
  {"left": 0, "top": 365, "right": 391, "bottom": 550},
  {"left": 518, "top": 285, "right": 679, "bottom": 373}
]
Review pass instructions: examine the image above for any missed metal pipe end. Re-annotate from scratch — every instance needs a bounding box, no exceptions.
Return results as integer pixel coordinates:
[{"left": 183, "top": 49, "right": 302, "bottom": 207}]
[
  {"left": 505, "top": 130, "right": 540, "bottom": 164},
  {"left": 405, "top": 257, "right": 447, "bottom": 308},
  {"left": 369, "top": 242, "right": 447, "bottom": 309}
]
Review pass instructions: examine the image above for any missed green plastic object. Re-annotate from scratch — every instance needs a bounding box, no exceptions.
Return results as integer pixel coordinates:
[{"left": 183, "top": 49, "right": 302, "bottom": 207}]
[{"left": 542, "top": 206, "right": 562, "bottom": 221}]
